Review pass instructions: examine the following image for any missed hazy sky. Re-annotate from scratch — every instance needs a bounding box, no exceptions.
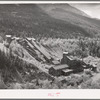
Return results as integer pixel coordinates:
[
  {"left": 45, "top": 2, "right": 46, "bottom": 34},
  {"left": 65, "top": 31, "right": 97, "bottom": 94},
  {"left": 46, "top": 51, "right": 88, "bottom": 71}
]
[{"left": 70, "top": 3, "right": 100, "bottom": 19}]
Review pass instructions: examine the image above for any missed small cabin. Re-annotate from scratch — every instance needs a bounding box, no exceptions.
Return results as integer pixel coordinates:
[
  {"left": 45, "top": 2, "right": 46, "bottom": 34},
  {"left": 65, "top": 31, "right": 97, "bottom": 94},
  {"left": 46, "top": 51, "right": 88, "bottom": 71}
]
[
  {"left": 4, "top": 35, "right": 12, "bottom": 47},
  {"left": 62, "top": 69, "right": 73, "bottom": 76},
  {"left": 52, "top": 60, "right": 60, "bottom": 65},
  {"left": 49, "top": 64, "right": 69, "bottom": 76},
  {"left": 5, "top": 35, "right": 12, "bottom": 43}
]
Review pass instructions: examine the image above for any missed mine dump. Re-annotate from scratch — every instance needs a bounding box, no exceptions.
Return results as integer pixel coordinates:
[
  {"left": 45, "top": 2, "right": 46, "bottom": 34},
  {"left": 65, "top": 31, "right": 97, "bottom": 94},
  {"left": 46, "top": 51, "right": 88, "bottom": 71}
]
[
  {"left": 0, "top": 34, "right": 100, "bottom": 89},
  {"left": 1, "top": 4, "right": 100, "bottom": 89}
]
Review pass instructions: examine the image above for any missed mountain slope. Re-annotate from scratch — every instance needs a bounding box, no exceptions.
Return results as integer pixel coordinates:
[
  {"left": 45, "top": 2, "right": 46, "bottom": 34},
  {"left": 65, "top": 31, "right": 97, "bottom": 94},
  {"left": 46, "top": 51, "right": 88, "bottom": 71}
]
[
  {"left": 0, "top": 4, "right": 100, "bottom": 38},
  {"left": 38, "top": 4, "right": 90, "bottom": 17},
  {"left": 39, "top": 4, "right": 100, "bottom": 37}
]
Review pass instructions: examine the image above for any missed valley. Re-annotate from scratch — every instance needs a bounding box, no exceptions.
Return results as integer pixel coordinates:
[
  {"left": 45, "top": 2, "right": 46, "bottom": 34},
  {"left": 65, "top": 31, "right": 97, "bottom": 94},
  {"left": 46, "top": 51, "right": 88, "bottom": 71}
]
[{"left": 0, "top": 4, "right": 100, "bottom": 89}]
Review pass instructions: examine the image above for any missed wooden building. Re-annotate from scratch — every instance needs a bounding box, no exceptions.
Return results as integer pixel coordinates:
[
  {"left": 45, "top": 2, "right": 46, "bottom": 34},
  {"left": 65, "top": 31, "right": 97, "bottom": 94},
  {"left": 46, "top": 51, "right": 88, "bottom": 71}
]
[
  {"left": 49, "top": 64, "right": 69, "bottom": 76},
  {"left": 5, "top": 35, "right": 12, "bottom": 44},
  {"left": 62, "top": 69, "right": 73, "bottom": 76},
  {"left": 61, "top": 52, "right": 84, "bottom": 70},
  {"left": 4, "top": 35, "right": 12, "bottom": 48},
  {"left": 61, "top": 52, "right": 70, "bottom": 64}
]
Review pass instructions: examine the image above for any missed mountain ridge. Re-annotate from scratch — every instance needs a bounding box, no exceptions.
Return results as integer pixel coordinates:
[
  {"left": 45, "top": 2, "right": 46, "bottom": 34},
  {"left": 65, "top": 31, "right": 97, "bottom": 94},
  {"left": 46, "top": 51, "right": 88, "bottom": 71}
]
[{"left": 0, "top": 4, "right": 100, "bottom": 38}]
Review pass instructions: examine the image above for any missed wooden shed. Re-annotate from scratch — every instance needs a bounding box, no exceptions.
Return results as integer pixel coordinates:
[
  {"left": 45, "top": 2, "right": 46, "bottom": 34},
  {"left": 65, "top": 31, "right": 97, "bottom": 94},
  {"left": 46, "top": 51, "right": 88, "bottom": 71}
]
[
  {"left": 5, "top": 35, "right": 12, "bottom": 44},
  {"left": 49, "top": 64, "right": 69, "bottom": 76},
  {"left": 62, "top": 69, "right": 73, "bottom": 76}
]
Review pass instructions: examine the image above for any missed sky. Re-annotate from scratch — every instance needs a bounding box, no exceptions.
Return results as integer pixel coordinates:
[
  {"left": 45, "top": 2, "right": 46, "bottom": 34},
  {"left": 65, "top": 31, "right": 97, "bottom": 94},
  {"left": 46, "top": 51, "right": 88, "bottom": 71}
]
[{"left": 70, "top": 3, "right": 100, "bottom": 19}]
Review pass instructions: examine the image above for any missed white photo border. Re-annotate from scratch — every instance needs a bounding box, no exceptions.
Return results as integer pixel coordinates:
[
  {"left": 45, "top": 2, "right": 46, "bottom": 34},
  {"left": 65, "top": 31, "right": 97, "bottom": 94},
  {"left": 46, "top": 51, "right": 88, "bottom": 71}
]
[{"left": 0, "top": 1, "right": 100, "bottom": 99}]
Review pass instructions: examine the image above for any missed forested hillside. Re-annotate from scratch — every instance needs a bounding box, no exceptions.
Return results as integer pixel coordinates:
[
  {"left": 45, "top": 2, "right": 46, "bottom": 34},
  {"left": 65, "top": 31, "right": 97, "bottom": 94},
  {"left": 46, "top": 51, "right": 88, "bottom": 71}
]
[{"left": 0, "top": 4, "right": 100, "bottom": 39}]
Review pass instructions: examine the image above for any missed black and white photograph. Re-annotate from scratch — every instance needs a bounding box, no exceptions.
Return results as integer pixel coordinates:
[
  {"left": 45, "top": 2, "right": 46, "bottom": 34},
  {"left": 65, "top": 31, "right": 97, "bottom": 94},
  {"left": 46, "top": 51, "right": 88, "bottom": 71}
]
[{"left": 0, "top": 2, "right": 100, "bottom": 90}]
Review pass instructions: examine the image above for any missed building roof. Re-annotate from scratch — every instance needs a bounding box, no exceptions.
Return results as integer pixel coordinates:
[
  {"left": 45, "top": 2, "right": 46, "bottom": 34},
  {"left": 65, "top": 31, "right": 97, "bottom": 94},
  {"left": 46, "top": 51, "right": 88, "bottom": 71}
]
[
  {"left": 52, "top": 60, "right": 60, "bottom": 65},
  {"left": 65, "top": 55, "right": 82, "bottom": 61},
  {"left": 52, "top": 64, "right": 69, "bottom": 70},
  {"left": 27, "top": 37, "right": 35, "bottom": 41},
  {"left": 62, "top": 69, "right": 73, "bottom": 73},
  {"left": 63, "top": 52, "right": 68, "bottom": 54},
  {"left": 6, "top": 35, "right": 11, "bottom": 37}
]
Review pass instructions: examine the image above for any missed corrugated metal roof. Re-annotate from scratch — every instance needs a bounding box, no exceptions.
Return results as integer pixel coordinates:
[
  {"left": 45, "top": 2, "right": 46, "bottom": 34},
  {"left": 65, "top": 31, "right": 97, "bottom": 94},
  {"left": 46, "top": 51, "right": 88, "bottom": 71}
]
[{"left": 52, "top": 64, "right": 69, "bottom": 70}]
